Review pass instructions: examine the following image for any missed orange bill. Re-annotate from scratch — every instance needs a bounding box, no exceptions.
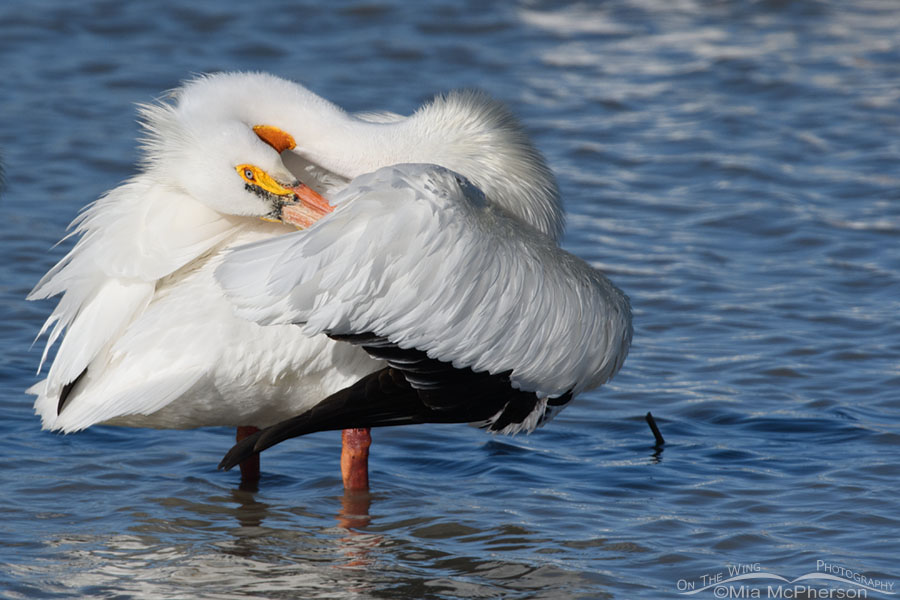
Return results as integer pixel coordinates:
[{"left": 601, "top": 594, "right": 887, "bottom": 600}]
[
  {"left": 252, "top": 125, "right": 296, "bottom": 153},
  {"left": 282, "top": 183, "right": 334, "bottom": 229}
]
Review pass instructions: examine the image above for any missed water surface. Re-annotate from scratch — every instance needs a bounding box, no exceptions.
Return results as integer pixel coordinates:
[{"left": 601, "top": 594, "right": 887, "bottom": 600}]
[{"left": 2, "top": 1, "right": 899, "bottom": 598}]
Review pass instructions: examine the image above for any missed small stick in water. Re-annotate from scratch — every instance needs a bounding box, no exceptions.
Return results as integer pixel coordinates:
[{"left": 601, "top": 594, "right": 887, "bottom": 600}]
[{"left": 645, "top": 412, "right": 665, "bottom": 447}]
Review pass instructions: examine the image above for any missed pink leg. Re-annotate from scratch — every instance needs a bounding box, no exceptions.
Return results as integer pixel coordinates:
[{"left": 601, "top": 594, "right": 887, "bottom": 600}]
[
  {"left": 341, "top": 428, "right": 371, "bottom": 491},
  {"left": 236, "top": 426, "right": 261, "bottom": 482}
]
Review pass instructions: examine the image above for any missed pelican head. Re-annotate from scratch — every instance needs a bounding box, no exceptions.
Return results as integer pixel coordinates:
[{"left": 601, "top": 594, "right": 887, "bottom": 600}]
[
  {"left": 158, "top": 72, "right": 564, "bottom": 240},
  {"left": 136, "top": 96, "right": 307, "bottom": 220}
]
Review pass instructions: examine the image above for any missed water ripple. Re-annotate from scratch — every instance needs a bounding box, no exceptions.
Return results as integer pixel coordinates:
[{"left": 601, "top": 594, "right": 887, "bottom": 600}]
[{"left": 2, "top": 0, "right": 899, "bottom": 598}]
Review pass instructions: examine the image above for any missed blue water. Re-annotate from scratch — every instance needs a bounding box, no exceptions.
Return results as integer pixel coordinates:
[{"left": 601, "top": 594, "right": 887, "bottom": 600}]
[{"left": 2, "top": 1, "right": 899, "bottom": 598}]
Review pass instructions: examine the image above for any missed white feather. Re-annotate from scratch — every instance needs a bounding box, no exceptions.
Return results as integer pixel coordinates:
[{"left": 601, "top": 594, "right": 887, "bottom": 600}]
[
  {"left": 29, "top": 71, "right": 571, "bottom": 436},
  {"left": 218, "top": 164, "right": 632, "bottom": 400}
]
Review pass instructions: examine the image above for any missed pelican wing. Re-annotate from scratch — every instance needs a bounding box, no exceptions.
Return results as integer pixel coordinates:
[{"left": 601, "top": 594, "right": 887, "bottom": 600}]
[
  {"left": 218, "top": 334, "right": 568, "bottom": 471},
  {"left": 217, "top": 164, "right": 632, "bottom": 400}
]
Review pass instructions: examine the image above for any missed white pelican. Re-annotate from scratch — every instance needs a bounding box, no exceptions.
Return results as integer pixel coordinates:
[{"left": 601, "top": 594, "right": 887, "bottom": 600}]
[
  {"left": 28, "top": 72, "right": 568, "bottom": 483},
  {"left": 215, "top": 164, "right": 632, "bottom": 476}
]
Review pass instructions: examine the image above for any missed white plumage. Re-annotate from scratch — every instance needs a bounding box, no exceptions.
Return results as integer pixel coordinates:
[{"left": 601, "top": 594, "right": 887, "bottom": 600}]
[
  {"left": 218, "top": 165, "right": 632, "bottom": 407},
  {"left": 28, "top": 71, "right": 570, "bottom": 437},
  {"left": 29, "top": 101, "right": 374, "bottom": 432}
]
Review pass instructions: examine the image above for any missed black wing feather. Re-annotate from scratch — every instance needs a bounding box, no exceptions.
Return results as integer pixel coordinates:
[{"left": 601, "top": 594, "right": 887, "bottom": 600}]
[
  {"left": 58, "top": 368, "right": 88, "bottom": 415},
  {"left": 218, "top": 333, "right": 571, "bottom": 471}
]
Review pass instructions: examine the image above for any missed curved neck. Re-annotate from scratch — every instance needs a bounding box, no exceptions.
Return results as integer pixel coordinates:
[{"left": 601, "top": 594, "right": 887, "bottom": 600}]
[{"left": 246, "top": 85, "right": 565, "bottom": 241}]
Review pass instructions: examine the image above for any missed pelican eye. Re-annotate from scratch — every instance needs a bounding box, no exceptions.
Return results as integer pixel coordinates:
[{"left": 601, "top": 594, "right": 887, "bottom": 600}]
[{"left": 244, "top": 168, "right": 255, "bottom": 181}]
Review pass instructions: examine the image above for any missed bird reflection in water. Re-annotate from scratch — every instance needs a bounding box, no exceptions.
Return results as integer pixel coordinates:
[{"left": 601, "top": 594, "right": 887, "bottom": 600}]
[
  {"left": 337, "top": 488, "right": 372, "bottom": 531},
  {"left": 226, "top": 486, "right": 270, "bottom": 533},
  {"left": 335, "top": 488, "right": 380, "bottom": 570},
  {"left": 226, "top": 471, "right": 381, "bottom": 572}
]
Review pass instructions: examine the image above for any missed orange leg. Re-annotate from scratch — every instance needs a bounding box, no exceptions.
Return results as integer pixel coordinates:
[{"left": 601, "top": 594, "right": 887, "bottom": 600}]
[
  {"left": 341, "top": 428, "right": 371, "bottom": 491},
  {"left": 236, "top": 426, "right": 261, "bottom": 482}
]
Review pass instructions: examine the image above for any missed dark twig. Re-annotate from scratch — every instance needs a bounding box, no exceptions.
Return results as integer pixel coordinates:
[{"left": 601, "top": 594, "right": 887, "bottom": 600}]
[{"left": 645, "top": 412, "right": 665, "bottom": 447}]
